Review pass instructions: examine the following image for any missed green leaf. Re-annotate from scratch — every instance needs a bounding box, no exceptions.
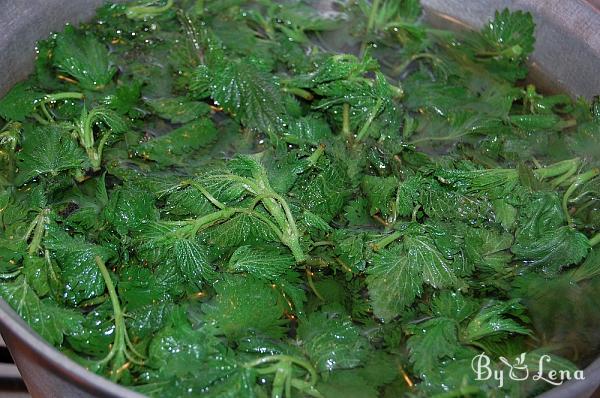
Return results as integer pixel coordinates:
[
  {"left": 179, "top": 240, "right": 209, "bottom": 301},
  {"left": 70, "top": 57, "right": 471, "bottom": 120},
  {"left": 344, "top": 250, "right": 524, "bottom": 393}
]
[
  {"left": 0, "top": 83, "right": 43, "bottom": 121},
  {"left": 204, "top": 212, "right": 278, "bottom": 249},
  {"left": 462, "top": 299, "right": 531, "bottom": 342},
  {"left": 407, "top": 318, "right": 458, "bottom": 375},
  {"left": 16, "top": 126, "right": 88, "bottom": 185},
  {"left": 464, "top": 227, "right": 513, "bottom": 272},
  {"left": 481, "top": 9, "right": 535, "bottom": 60},
  {"left": 137, "top": 119, "right": 218, "bottom": 166},
  {"left": 104, "top": 81, "right": 142, "bottom": 115},
  {"left": 293, "top": 159, "right": 350, "bottom": 223},
  {"left": 316, "top": 371, "right": 379, "bottom": 398},
  {"left": 368, "top": 230, "right": 458, "bottom": 321},
  {"left": 44, "top": 225, "right": 115, "bottom": 305},
  {"left": 174, "top": 238, "right": 216, "bottom": 288},
  {"left": 367, "top": 244, "right": 422, "bottom": 321},
  {"left": 23, "top": 255, "right": 51, "bottom": 297},
  {"left": 298, "top": 312, "right": 367, "bottom": 373},
  {"left": 512, "top": 193, "right": 590, "bottom": 274},
  {"left": 0, "top": 276, "right": 82, "bottom": 345},
  {"left": 149, "top": 315, "right": 223, "bottom": 378},
  {"left": 332, "top": 230, "right": 367, "bottom": 272},
  {"left": 430, "top": 291, "right": 478, "bottom": 323},
  {"left": 361, "top": 175, "right": 398, "bottom": 219},
  {"left": 146, "top": 97, "right": 210, "bottom": 123},
  {"left": 203, "top": 275, "right": 286, "bottom": 338},
  {"left": 210, "top": 58, "right": 287, "bottom": 133},
  {"left": 285, "top": 115, "right": 333, "bottom": 145},
  {"left": 53, "top": 25, "right": 116, "bottom": 90},
  {"left": 227, "top": 245, "right": 294, "bottom": 280},
  {"left": 103, "top": 186, "right": 157, "bottom": 235}
]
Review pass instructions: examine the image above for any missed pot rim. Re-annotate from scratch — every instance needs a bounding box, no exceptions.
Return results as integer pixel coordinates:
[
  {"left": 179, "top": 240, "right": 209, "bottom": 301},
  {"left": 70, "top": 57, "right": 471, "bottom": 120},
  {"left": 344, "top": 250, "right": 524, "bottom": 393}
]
[{"left": 0, "top": 299, "right": 143, "bottom": 398}]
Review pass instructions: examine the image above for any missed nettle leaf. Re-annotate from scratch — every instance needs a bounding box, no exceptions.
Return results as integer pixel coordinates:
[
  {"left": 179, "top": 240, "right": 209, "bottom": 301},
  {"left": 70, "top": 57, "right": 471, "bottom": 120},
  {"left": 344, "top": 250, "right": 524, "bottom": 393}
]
[
  {"left": 164, "top": 185, "right": 215, "bottom": 217},
  {"left": 430, "top": 291, "right": 478, "bottom": 323},
  {"left": 209, "top": 58, "right": 287, "bottom": 133},
  {"left": 332, "top": 230, "right": 367, "bottom": 272},
  {"left": 0, "top": 83, "right": 43, "bottom": 121},
  {"left": 203, "top": 275, "right": 286, "bottom": 338},
  {"left": 226, "top": 245, "right": 294, "bottom": 280},
  {"left": 298, "top": 312, "right": 367, "bottom": 373},
  {"left": 367, "top": 244, "right": 422, "bottom": 321},
  {"left": 464, "top": 227, "right": 513, "bottom": 272},
  {"left": 362, "top": 175, "right": 398, "bottom": 219},
  {"left": 293, "top": 159, "right": 350, "bottom": 223},
  {"left": 0, "top": 276, "right": 82, "bottom": 345},
  {"left": 137, "top": 119, "right": 218, "bottom": 166},
  {"left": 118, "top": 265, "right": 175, "bottom": 310},
  {"left": 174, "top": 238, "right": 216, "bottom": 288},
  {"left": 203, "top": 212, "right": 279, "bottom": 249},
  {"left": 148, "top": 315, "right": 223, "bottom": 378},
  {"left": 462, "top": 299, "right": 531, "bottom": 342},
  {"left": 314, "top": 71, "right": 402, "bottom": 140},
  {"left": 407, "top": 317, "right": 459, "bottom": 376},
  {"left": 285, "top": 115, "right": 333, "bottom": 145},
  {"left": 104, "top": 81, "right": 142, "bottom": 115},
  {"left": 146, "top": 97, "right": 211, "bottom": 124},
  {"left": 23, "top": 254, "right": 52, "bottom": 297},
  {"left": 481, "top": 9, "right": 535, "bottom": 61},
  {"left": 16, "top": 126, "right": 88, "bottom": 185},
  {"left": 103, "top": 186, "right": 157, "bottom": 235},
  {"left": 316, "top": 371, "right": 379, "bottom": 398},
  {"left": 45, "top": 225, "right": 115, "bottom": 305},
  {"left": 367, "top": 230, "right": 458, "bottom": 321},
  {"left": 53, "top": 25, "right": 116, "bottom": 90},
  {"left": 288, "top": 54, "right": 378, "bottom": 89},
  {"left": 512, "top": 193, "right": 590, "bottom": 274},
  {"left": 398, "top": 176, "right": 493, "bottom": 223}
]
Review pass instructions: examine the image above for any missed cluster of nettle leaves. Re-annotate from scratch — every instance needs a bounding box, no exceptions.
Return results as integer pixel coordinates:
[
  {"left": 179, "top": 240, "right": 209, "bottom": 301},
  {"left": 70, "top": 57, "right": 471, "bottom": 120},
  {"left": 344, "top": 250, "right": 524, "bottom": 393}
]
[{"left": 0, "top": 0, "right": 599, "bottom": 397}]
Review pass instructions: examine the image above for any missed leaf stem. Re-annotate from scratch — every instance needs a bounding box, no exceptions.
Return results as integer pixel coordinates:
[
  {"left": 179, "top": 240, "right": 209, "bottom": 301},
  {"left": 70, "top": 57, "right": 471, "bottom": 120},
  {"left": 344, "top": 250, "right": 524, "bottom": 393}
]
[
  {"left": 361, "top": 0, "right": 382, "bottom": 56},
  {"left": 185, "top": 180, "right": 226, "bottom": 209},
  {"left": 589, "top": 233, "right": 600, "bottom": 247},
  {"left": 44, "top": 92, "right": 84, "bottom": 102},
  {"left": 126, "top": 0, "right": 174, "bottom": 19},
  {"left": 562, "top": 168, "right": 599, "bottom": 224},
  {"left": 372, "top": 230, "right": 403, "bottom": 251},
  {"left": 393, "top": 53, "right": 442, "bottom": 76},
  {"left": 342, "top": 103, "right": 351, "bottom": 137},
  {"left": 94, "top": 256, "right": 144, "bottom": 379},
  {"left": 355, "top": 98, "right": 383, "bottom": 142},
  {"left": 284, "top": 87, "right": 314, "bottom": 101}
]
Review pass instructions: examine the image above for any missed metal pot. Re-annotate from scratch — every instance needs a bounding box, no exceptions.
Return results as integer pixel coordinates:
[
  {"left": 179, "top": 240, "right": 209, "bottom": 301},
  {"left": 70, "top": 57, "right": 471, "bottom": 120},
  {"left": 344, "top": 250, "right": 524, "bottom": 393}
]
[{"left": 0, "top": 0, "right": 599, "bottom": 397}]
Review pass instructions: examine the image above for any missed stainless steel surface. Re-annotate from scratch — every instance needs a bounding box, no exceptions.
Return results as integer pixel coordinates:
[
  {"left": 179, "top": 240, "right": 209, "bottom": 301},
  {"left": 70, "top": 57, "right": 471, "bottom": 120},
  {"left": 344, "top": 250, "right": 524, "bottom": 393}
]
[
  {"left": 0, "top": 1, "right": 599, "bottom": 397},
  {"left": 0, "top": 300, "right": 142, "bottom": 398},
  {"left": 0, "top": 0, "right": 113, "bottom": 98},
  {"left": 421, "top": 0, "right": 600, "bottom": 98}
]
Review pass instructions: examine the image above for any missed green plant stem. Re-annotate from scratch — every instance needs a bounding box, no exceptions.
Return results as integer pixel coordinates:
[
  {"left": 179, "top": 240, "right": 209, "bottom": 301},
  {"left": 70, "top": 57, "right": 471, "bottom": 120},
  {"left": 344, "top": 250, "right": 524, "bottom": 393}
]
[
  {"left": 589, "top": 233, "right": 600, "bottom": 247},
  {"left": 126, "top": 0, "right": 174, "bottom": 19},
  {"left": 186, "top": 180, "right": 226, "bottom": 209},
  {"left": 393, "top": 53, "right": 441, "bottom": 76},
  {"left": 534, "top": 158, "right": 579, "bottom": 181},
  {"left": 372, "top": 230, "right": 403, "bottom": 251},
  {"left": 342, "top": 103, "right": 351, "bottom": 137},
  {"left": 562, "top": 168, "right": 599, "bottom": 224},
  {"left": 94, "top": 257, "right": 125, "bottom": 368},
  {"left": 25, "top": 210, "right": 49, "bottom": 256},
  {"left": 94, "top": 257, "right": 143, "bottom": 380},
  {"left": 361, "top": 0, "right": 382, "bottom": 56},
  {"left": 44, "top": 92, "right": 84, "bottom": 102},
  {"left": 284, "top": 87, "right": 314, "bottom": 101},
  {"left": 243, "top": 354, "right": 318, "bottom": 386},
  {"left": 355, "top": 98, "right": 383, "bottom": 142}
]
